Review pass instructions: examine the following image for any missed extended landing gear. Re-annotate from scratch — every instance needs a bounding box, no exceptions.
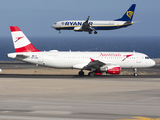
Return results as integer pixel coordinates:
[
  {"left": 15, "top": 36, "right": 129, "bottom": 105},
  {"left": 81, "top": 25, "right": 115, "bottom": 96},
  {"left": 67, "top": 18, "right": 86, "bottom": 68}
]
[
  {"left": 88, "top": 31, "right": 97, "bottom": 34},
  {"left": 88, "top": 72, "right": 94, "bottom": 77},
  {"left": 133, "top": 68, "right": 138, "bottom": 76},
  {"left": 59, "top": 30, "right": 61, "bottom": 33},
  {"left": 79, "top": 70, "right": 84, "bottom": 76},
  {"left": 89, "top": 31, "right": 92, "bottom": 34},
  {"left": 94, "top": 31, "right": 97, "bottom": 34}
]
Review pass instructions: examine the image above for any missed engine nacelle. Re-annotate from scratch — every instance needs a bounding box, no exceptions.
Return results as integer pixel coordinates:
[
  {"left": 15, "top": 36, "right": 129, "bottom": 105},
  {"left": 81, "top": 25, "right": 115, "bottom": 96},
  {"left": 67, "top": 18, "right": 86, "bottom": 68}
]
[
  {"left": 74, "top": 27, "right": 83, "bottom": 31},
  {"left": 100, "top": 65, "right": 121, "bottom": 74}
]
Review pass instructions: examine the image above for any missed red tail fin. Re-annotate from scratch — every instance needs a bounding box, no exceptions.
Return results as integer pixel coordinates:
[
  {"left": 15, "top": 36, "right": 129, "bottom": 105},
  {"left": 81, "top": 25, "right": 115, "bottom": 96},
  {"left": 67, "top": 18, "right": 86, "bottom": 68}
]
[{"left": 10, "top": 26, "right": 40, "bottom": 52}]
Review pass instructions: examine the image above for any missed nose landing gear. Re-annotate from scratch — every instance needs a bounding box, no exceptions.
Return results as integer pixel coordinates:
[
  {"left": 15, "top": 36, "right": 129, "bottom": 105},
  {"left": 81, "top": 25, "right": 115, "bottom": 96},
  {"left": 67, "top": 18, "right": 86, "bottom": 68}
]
[{"left": 133, "top": 68, "right": 138, "bottom": 76}]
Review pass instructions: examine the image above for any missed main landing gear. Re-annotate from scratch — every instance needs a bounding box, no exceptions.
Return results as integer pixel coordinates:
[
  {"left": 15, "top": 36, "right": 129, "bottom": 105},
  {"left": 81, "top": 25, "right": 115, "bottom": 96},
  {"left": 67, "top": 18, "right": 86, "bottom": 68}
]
[
  {"left": 78, "top": 70, "right": 95, "bottom": 77},
  {"left": 78, "top": 70, "right": 84, "bottom": 76},
  {"left": 94, "top": 31, "right": 97, "bottom": 34},
  {"left": 88, "top": 31, "right": 98, "bottom": 34},
  {"left": 89, "top": 31, "right": 92, "bottom": 34},
  {"left": 133, "top": 68, "right": 138, "bottom": 76},
  {"left": 88, "top": 72, "right": 94, "bottom": 77},
  {"left": 59, "top": 30, "right": 61, "bottom": 33},
  {"left": 79, "top": 69, "right": 138, "bottom": 76}
]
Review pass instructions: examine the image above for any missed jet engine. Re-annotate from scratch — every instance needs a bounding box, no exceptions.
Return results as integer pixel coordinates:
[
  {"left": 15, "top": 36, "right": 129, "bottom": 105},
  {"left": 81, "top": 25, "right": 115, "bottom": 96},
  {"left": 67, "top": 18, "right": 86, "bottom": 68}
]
[
  {"left": 100, "top": 65, "right": 121, "bottom": 74},
  {"left": 74, "top": 27, "right": 83, "bottom": 31}
]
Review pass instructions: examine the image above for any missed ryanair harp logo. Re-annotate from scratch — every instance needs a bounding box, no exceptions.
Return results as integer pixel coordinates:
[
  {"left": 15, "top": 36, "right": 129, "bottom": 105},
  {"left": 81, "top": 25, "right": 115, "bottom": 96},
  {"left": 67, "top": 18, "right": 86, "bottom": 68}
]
[{"left": 126, "top": 11, "right": 133, "bottom": 19}]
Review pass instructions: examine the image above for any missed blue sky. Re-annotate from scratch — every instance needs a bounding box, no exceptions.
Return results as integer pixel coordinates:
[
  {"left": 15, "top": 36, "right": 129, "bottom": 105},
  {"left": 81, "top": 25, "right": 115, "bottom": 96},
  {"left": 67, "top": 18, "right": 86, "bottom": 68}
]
[{"left": 0, "top": 0, "right": 160, "bottom": 37}]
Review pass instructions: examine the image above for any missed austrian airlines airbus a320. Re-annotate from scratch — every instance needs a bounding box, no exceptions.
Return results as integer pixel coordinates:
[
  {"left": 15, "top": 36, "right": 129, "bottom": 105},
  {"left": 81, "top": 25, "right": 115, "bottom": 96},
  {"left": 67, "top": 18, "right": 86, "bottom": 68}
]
[
  {"left": 7, "top": 26, "right": 155, "bottom": 76},
  {"left": 52, "top": 4, "right": 136, "bottom": 34}
]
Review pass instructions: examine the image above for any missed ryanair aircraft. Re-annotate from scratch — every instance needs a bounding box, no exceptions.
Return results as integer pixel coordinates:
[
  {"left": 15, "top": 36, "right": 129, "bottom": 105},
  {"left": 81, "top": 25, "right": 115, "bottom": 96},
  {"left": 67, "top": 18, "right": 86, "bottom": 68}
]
[{"left": 52, "top": 4, "right": 136, "bottom": 34}]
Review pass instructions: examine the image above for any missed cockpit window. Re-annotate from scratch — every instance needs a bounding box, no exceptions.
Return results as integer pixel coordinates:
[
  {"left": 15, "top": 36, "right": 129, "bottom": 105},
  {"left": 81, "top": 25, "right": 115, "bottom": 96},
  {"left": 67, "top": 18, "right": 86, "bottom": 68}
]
[
  {"left": 145, "top": 56, "right": 150, "bottom": 59},
  {"left": 54, "top": 23, "right": 57, "bottom": 25}
]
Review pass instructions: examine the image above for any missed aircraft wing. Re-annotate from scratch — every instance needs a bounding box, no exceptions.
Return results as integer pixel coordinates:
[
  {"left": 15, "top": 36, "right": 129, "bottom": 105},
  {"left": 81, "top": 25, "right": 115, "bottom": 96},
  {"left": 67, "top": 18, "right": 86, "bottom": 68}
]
[
  {"left": 82, "top": 16, "right": 97, "bottom": 34},
  {"left": 82, "top": 16, "right": 91, "bottom": 30},
  {"left": 82, "top": 58, "right": 117, "bottom": 72},
  {"left": 73, "top": 58, "right": 120, "bottom": 74},
  {"left": 83, "top": 59, "right": 105, "bottom": 70},
  {"left": 72, "top": 59, "right": 106, "bottom": 70}
]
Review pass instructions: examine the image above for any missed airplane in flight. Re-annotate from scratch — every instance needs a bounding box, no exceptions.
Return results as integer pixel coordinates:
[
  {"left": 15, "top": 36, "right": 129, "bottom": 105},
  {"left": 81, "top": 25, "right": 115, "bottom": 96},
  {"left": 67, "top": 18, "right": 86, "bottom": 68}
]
[
  {"left": 7, "top": 26, "right": 155, "bottom": 76},
  {"left": 52, "top": 4, "right": 136, "bottom": 34}
]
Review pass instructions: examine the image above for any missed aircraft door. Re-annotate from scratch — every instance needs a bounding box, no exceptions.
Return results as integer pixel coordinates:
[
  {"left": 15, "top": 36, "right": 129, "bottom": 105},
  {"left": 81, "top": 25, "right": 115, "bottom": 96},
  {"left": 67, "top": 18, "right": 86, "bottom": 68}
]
[
  {"left": 136, "top": 55, "right": 141, "bottom": 63},
  {"left": 38, "top": 53, "right": 44, "bottom": 65}
]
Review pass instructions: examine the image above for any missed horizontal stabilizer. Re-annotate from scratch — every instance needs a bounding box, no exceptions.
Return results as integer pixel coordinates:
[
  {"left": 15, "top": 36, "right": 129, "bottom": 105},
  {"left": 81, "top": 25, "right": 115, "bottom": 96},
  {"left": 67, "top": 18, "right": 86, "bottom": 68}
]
[{"left": 16, "top": 54, "right": 29, "bottom": 59}]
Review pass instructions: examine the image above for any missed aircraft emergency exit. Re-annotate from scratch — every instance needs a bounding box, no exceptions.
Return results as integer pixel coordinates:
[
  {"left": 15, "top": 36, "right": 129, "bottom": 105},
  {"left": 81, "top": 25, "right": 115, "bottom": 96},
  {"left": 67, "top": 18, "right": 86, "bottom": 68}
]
[
  {"left": 7, "top": 26, "right": 155, "bottom": 76},
  {"left": 52, "top": 4, "right": 136, "bottom": 34}
]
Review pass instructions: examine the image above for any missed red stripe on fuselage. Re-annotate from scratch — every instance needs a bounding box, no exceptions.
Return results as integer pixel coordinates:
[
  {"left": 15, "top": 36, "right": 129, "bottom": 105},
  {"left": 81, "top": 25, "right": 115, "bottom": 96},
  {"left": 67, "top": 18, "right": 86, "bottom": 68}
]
[
  {"left": 15, "top": 43, "right": 40, "bottom": 52},
  {"left": 10, "top": 26, "right": 21, "bottom": 32}
]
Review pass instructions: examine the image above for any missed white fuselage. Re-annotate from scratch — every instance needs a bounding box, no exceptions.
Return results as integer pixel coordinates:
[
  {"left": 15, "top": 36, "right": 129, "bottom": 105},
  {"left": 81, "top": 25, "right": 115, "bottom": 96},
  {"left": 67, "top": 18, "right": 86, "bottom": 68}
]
[
  {"left": 52, "top": 20, "right": 132, "bottom": 31},
  {"left": 7, "top": 51, "right": 155, "bottom": 70}
]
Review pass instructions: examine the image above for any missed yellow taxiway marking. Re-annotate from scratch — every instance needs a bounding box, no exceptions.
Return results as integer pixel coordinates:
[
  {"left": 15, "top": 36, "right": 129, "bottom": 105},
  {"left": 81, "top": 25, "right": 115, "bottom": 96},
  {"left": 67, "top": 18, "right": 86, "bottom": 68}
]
[{"left": 116, "top": 116, "right": 160, "bottom": 120}]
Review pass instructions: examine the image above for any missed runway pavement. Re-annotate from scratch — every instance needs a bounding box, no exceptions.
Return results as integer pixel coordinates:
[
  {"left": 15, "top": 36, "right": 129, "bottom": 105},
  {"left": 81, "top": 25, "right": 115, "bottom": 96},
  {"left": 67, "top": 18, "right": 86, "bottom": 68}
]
[
  {"left": 0, "top": 63, "right": 160, "bottom": 120},
  {"left": 0, "top": 77, "right": 160, "bottom": 120}
]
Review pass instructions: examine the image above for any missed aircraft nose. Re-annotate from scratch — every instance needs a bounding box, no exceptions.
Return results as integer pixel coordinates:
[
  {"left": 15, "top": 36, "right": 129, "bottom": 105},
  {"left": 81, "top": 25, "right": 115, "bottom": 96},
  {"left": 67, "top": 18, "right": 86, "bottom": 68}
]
[
  {"left": 152, "top": 59, "right": 156, "bottom": 66},
  {"left": 51, "top": 24, "right": 55, "bottom": 28},
  {"left": 149, "top": 59, "right": 156, "bottom": 67},
  {"left": 51, "top": 23, "right": 57, "bottom": 28}
]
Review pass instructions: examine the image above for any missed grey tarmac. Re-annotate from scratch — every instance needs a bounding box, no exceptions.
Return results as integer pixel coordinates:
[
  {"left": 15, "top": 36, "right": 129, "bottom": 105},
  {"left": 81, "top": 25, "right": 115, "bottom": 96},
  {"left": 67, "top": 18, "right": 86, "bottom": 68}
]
[
  {"left": 0, "top": 77, "right": 160, "bottom": 120},
  {"left": 0, "top": 62, "right": 160, "bottom": 120}
]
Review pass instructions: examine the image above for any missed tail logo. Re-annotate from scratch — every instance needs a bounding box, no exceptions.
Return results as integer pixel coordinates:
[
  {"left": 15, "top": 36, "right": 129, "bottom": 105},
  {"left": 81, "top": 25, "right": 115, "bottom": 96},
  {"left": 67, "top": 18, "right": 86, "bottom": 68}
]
[
  {"left": 126, "top": 11, "right": 133, "bottom": 19},
  {"left": 15, "top": 36, "right": 24, "bottom": 43}
]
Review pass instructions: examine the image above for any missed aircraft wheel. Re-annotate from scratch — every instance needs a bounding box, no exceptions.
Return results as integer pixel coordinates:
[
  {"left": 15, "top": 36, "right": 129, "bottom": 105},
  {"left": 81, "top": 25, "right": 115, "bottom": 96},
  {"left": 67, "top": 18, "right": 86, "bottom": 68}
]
[
  {"left": 94, "top": 31, "right": 97, "bottom": 34},
  {"left": 88, "top": 72, "right": 94, "bottom": 77},
  {"left": 89, "top": 31, "right": 92, "bottom": 34},
  {"left": 133, "top": 68, "right": 138, "bottom": 76},
  {"left": 79, "top": 71, "right": 84, "bottom": 76},
  {"left": 134, "top": 73, "right": 138, "bottom": 76}
]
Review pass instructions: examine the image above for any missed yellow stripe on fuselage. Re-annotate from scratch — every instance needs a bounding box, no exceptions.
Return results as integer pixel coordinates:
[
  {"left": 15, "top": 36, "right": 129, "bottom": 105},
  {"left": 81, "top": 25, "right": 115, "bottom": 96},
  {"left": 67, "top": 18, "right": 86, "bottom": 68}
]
[{"left": 54, "top": 23, "right": 133, "bottom": 29}]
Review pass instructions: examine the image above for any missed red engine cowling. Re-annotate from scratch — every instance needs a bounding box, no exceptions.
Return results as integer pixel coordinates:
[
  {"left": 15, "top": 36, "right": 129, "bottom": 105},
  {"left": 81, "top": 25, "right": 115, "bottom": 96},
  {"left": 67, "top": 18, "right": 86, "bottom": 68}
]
[
  {"left": 100, "top": 65, "right": 121, "bottom": 74},
  {"left": 107, "top": 66, "right": 121, "bottom": 74}
]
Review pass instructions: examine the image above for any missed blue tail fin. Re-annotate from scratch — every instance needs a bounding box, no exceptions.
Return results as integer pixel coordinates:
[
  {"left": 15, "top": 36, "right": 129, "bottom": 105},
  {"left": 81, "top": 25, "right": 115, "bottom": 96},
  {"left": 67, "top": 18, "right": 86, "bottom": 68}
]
[{"left": 115, "top": 4, "right": 136, "bottom": 21}]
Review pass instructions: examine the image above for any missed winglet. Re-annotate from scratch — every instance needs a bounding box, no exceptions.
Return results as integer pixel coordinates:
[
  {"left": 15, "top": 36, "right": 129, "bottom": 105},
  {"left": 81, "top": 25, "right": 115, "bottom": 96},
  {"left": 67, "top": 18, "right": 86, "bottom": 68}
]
[
  {"left": 85, "top": 16, "right": 90, "bottom": 23},
  {"left": 90, "top": 58, "right": 94, "bottom": 62}
]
